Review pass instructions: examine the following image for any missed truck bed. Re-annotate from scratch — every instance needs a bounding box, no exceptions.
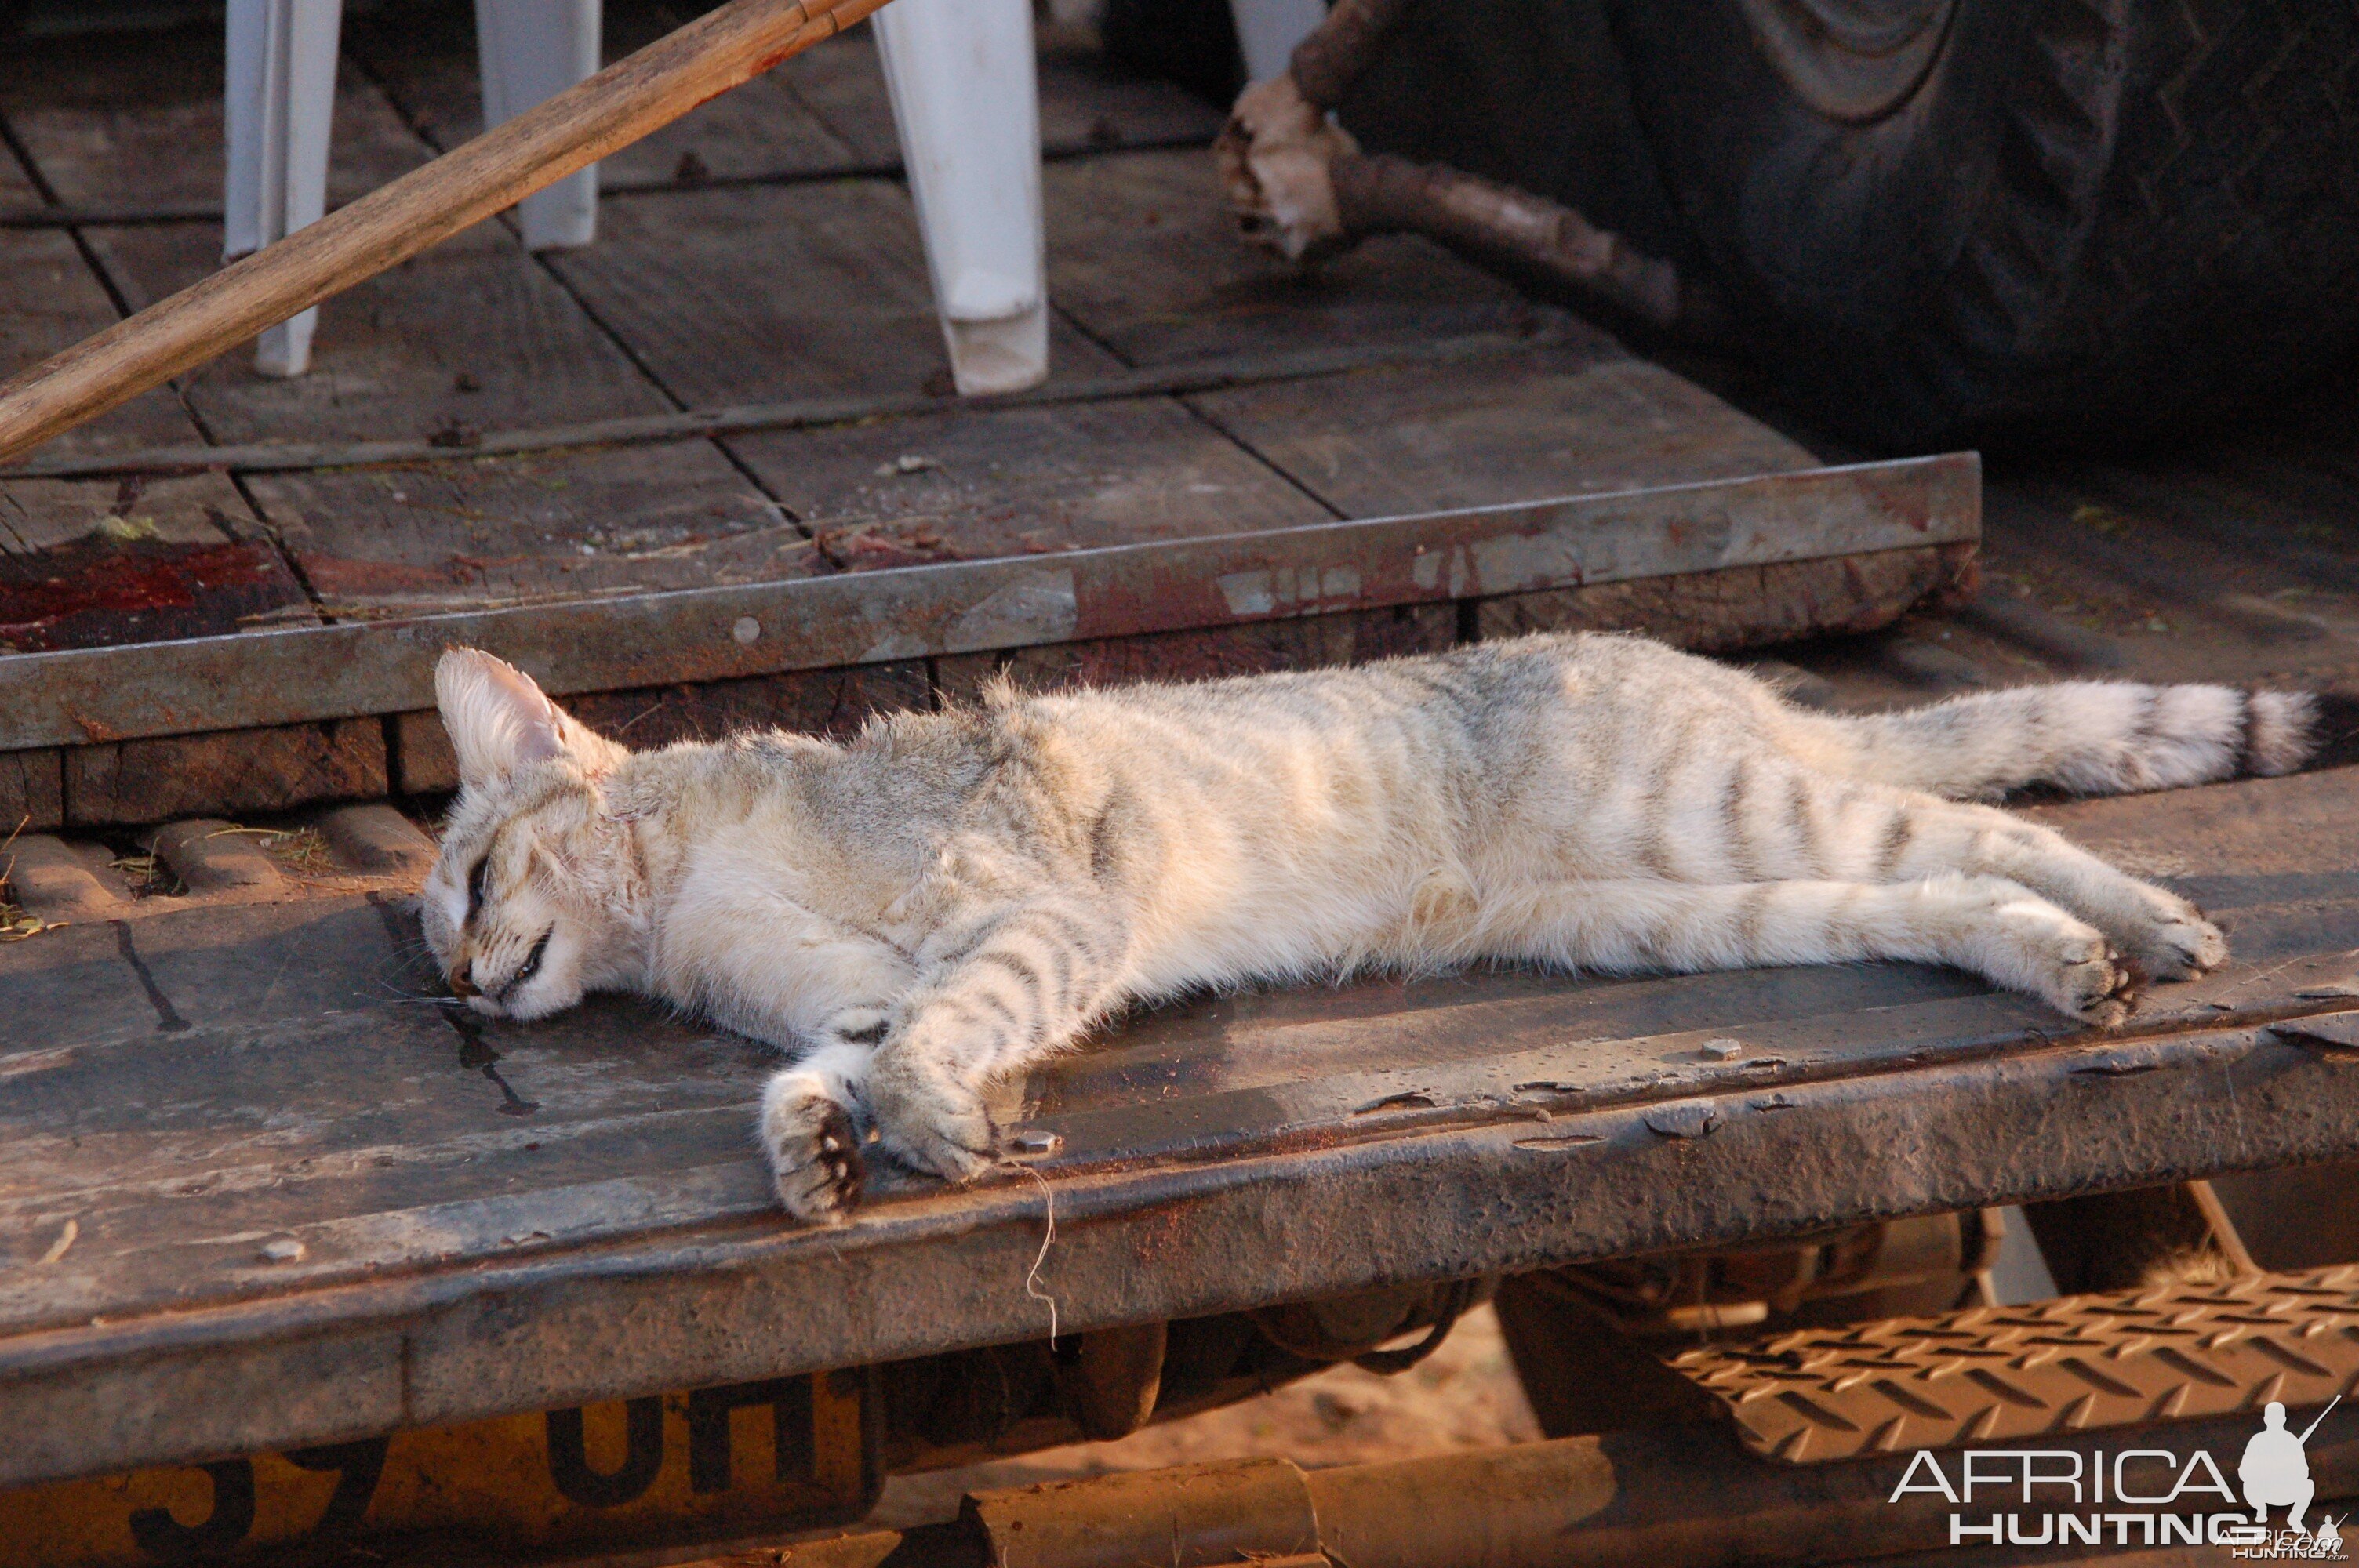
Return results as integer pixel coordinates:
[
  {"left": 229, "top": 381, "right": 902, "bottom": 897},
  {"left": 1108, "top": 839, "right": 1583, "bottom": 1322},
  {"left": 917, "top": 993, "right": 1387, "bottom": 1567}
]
[{"left": 6, "top": 764, "right": 2359, "bottom": 1487}]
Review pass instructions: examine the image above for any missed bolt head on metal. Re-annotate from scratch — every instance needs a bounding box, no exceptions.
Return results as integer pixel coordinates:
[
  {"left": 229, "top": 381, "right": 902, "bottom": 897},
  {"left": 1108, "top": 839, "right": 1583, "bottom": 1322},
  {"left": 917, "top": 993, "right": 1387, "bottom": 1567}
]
[
  {"left": 260, "top": 1238, "right": 305, "bottom": 1263},
  {"left": 1703, "top": 1037, "right": 1744, "bottom": 1061},
  {"left": 731, "top": 616, "right": 761, "bottom": 645}
]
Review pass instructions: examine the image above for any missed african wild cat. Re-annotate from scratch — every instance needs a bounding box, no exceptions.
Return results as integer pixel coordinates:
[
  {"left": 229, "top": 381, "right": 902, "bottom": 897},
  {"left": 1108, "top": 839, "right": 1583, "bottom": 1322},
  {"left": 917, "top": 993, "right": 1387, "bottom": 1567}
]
[{"left": 421, "top": 637, "right": 2321, "bottom": 1225}]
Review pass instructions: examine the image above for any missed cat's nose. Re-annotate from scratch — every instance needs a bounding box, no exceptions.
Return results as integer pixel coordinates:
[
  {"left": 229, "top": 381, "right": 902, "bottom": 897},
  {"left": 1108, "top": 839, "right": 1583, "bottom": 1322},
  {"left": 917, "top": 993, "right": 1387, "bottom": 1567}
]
[{"left": 449, "top": 961, "right": 478, "bottom": 998}]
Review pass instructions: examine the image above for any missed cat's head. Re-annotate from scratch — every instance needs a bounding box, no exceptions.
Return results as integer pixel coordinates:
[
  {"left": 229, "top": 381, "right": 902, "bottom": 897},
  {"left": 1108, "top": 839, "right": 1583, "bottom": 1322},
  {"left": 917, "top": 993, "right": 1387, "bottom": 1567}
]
[{"left": 420, "top": 648, "right": 639, "bottom": 1020}]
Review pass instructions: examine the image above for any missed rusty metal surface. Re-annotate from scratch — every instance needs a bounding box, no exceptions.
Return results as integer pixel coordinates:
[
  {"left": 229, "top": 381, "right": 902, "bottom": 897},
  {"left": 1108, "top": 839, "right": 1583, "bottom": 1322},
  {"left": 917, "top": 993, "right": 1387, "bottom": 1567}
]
[
  {"left": 0, "top": 453, "right": 1974, "bottom": 751},
  {"left": 1670, "top": 1265, "right": 2359, "bottom": 1462},
  {"left": 1, "top": 765, "right": 2357, "bottom": 1487}
]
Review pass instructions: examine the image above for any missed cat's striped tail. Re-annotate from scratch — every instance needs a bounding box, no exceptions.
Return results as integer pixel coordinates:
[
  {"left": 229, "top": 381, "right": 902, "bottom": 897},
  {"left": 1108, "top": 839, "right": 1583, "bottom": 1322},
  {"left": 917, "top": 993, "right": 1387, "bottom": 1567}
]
[{"left": 1820, "top": 683, "right": 2359, "bottom": 801}]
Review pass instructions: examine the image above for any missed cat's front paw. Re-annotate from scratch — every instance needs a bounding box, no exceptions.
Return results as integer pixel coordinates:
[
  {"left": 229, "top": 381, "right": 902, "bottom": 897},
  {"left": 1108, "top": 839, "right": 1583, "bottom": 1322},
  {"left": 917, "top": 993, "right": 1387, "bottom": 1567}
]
[
  {"left": 2122, "top": 896, "right": 2227, "bottom": 982},
  {"left": 867, "top": 1058, "right": 997, "bottom": 1185},
  {"left": 760, "top": 1074, "right": 864, "bottom": 1225}
]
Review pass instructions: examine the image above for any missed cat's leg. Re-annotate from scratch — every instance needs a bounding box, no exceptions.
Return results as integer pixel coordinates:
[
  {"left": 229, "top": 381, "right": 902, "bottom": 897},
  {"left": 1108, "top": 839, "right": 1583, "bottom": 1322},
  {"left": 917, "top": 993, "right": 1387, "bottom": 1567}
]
[
  {"left": 1702, "top": 760, "right": 2222, "bottom": 982},
  {"left": 1823, "top": 788, "right": 2223, "bottom": 981},
  {"left": 867, "top": 897, "right": 1127, "bottom": 1183},
  {"left": 1479, "top": 875, "right": 2137, "bottom": 1025}
]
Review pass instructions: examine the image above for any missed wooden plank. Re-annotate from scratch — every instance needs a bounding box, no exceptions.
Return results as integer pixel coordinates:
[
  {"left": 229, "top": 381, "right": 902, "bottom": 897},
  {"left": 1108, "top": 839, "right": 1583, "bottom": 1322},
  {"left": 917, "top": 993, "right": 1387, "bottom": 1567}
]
[
  {"left": 244, "top": 441, "right": 815, "bottom": 620},
  {"left": 392, "top": 660, "right": 932, "bottom": 793},
  {"left": 0, "top": 231, "right": 200, "bottom": 458},
  {"left": 64, "top": 718, "right": 386, "bottom": 826},
  {"left": 1045, "top": 149, "right": 1543, "bottom": 365},
  {"left": 543, "top": 180, "right": 1127, "bottom": 407},
  {"left": 0, "top": 749, "right": 63, "bottom": 832},
  {"left": 725, "top": 394, "right": 1334, "bottom": 571},
  {"left": 0, "top": 472, "right": 315, "bottom": 655},
  {"left": 0, "top": 30, "right": 428, "bottom": 210},
  {"left": 1187, "top": 346, "right": 1822, "bottom": 514},
  {"left": 82, "top": 219, "right": 674, "bottom": 446}
]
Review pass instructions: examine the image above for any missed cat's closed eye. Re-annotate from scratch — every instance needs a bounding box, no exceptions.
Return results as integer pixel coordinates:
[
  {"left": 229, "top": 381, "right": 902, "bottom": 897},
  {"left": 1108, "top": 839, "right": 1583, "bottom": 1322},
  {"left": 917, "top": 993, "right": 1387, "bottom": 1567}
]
[{"left": 466, "top": 855, "right": 491, "bottom": 923}]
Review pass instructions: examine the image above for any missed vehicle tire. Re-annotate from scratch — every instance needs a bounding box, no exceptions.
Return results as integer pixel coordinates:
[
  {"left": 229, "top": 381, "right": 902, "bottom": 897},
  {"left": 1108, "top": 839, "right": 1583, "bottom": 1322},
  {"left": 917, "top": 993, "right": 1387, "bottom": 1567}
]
[
  {"left": 1102, "top": 0, "right": 1249, "bottom": 106},
  {"left": 1610, "top": 0, "right": 2359, "bottom": 448}
]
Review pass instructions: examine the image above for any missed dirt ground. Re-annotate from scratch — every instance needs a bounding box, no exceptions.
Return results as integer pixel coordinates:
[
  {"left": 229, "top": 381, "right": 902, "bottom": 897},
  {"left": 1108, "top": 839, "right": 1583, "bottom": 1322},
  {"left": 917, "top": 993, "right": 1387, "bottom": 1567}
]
[{"left": 864, "top": 1305, "right": 1542, "bottom": 1530}]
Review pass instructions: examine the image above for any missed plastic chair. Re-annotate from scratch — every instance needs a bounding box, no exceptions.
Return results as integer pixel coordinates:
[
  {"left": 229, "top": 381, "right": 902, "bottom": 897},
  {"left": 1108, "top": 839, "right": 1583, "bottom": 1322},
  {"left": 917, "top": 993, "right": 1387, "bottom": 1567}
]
[
  {"left": 223, "top": 0, "right": 1320, "bottom": 387},
  {"left": 1230, "top": 0, "right": 1327, "bottom": 84}
]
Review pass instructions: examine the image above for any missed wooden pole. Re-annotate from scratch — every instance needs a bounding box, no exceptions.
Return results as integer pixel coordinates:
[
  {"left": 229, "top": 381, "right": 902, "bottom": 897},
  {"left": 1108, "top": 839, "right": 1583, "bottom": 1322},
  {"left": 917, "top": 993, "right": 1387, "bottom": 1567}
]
[{"left": 0, "top": 0, "right": 892, "bottom": 466}]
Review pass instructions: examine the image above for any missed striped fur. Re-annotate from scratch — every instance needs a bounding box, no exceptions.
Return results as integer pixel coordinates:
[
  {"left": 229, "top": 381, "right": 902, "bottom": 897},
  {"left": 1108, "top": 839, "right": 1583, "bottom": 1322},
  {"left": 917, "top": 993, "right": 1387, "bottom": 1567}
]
[{"left": 420, "top": 637, "right": 2324, "bottom": 1223}]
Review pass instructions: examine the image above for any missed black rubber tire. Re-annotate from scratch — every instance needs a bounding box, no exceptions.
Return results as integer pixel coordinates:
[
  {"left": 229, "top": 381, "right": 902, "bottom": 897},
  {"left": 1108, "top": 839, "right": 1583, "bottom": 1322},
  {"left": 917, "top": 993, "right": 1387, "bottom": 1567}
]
[
  {"left": 1611, "top": 0, "right": 2359, "bottom": 448},
  {"left": 1102, "top": 0, "right": 1249, "bottom": 107}
]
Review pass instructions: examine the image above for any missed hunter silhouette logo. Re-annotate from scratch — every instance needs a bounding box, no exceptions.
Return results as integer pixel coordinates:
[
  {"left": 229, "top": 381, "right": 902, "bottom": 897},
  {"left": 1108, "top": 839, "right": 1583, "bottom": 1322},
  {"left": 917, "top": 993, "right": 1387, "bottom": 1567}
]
[{"left": 2241, "top": 1398, "right": 2335, "bottom": 1536}]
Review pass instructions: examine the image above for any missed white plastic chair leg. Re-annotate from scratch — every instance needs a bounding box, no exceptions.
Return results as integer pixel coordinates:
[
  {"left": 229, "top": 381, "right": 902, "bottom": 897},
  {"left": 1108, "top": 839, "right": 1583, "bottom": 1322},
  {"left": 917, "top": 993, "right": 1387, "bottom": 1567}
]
[
  {"left": 1228, "top": 0, "right": 1328, "bottom": 84},
  {"left": 873, "top": 0, "right": 1049, "bottom": 397},
  {"left": 224, "top": 0, "right": 343, "bottom": 377},
  {"left": 475, "top": 0, "right": 600, "bottom": 251}
]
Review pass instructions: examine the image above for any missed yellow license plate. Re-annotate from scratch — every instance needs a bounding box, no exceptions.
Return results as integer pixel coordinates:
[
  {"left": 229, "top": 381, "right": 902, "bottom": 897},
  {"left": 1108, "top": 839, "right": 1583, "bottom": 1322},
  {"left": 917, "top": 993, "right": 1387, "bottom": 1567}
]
[{"left": 0, "top": 1370, "right": 877, "bottom": 1566}]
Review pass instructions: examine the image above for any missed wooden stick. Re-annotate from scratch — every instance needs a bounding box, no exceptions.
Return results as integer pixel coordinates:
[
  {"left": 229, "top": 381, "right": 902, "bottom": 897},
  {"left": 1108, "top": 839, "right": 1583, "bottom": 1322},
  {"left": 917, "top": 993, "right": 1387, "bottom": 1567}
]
[{"left": 0, "top": 0, "right": 892, "bottom": 466}]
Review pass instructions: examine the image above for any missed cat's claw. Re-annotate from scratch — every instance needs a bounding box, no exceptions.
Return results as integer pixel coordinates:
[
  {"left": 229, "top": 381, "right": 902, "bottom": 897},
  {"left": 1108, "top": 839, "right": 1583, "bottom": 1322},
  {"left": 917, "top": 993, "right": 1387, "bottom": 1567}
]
[{"left": 761, "top": 1086, "right": 864, "bottom": 1225}]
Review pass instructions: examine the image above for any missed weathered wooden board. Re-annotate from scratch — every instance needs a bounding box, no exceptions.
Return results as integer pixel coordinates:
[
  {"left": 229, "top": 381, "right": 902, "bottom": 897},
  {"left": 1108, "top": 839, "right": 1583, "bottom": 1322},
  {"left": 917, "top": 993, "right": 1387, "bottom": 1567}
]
[
  {"left": 0, "top": 472, "right": 314, "bottom": 655},
  {"left": 2, "top": 768, "right": 2357, "bottom": 1484},
  {"left": 65, "top": 718, "right": 387, "bottom": 826},
  {"left": 0, "top": 748, "right": 63, "bottom": 831},
  {"left": 82, "top": 218, "right": 674, "bottom": 447},
  {"left": 1188, "top": 345, "right": 1820, "bottom": 513},
  {"left": 244, "top": 442, "right": 813, "bottom": 619},
  {"left": 1045, "top": 150, "right": 1544, "bottom": 365},
  {"left": 545, "top": 180, "right": 1127, "bottom": 406},
  {"left": 0, "top": 231, "right": 199, "bottom": 457},
  {"left": 0, "top": 29, "right": 427, "bottom": 210},
  {"left": 727, "top": 394, "right": 1335, "bottom": 571}
]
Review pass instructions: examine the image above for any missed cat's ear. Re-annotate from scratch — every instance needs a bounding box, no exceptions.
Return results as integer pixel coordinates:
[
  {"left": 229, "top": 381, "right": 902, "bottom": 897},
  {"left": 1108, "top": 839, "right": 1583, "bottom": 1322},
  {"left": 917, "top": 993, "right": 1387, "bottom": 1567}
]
[{"left": 434, "top": 648, "right": 623, "bottom": 789}]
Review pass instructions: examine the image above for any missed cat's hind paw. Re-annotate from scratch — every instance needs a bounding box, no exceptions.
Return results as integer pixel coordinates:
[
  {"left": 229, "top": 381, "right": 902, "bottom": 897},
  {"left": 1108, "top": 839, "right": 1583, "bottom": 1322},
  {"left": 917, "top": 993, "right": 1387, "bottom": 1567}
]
[
  {"left": 1974, "top": 884, "right": 2141, "bottom": 1028},
  {"left": 761, "top": 1077, "right": 864, "bottom": 1225}
]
